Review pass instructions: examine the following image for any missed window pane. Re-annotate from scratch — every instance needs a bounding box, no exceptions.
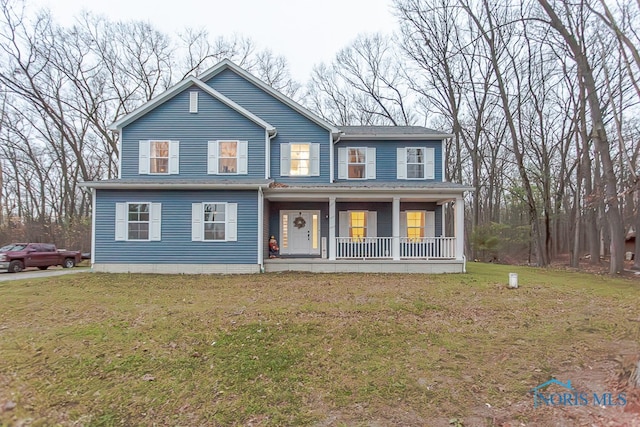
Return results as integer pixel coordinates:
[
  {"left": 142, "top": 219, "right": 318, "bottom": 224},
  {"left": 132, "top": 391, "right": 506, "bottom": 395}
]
[
  {"left": 348, "top": 164, "right": 365, "bottom": 179},
  {"left": 128, "top": 223, "right": 149, "bottom": 240},
  {"left": 204, "top": 204, "right": 226, "bottom": 222},
  {"left": 219, "top": 158, "right": 237, "bottom": 173},
  {"left": 219, "top": 141, "right": 237, "bottom": 157},
  {"left": 407, "top": 212, "right": 425, "bottom": 240},
  {"left": 204, "top": 223, "right": 226, "bottom": 240},
  {"left": 290, "top": 144, "right": 310, "bottom": 176},
  {"left": 349, "top": 148, "right": 365, "bottom": 163},
  {"left": 150, "top": 141, "right": 169, "bottom": 157},
  {"left": 349, "top": 211, "right": 367, "bottom": 240},
  {"left": 151, "top": 158, "right": 168, "bottom": 173},
  {"left": 407, "top": 164, "right": 424, "bottom": 179},
  {"left": 282, "top": 214, "right": 288, "bottom": 249}
]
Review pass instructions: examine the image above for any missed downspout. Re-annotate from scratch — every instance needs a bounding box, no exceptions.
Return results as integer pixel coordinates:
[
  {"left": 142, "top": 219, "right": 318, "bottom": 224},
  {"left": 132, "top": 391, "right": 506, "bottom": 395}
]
[
  {"left": 266, "top": 129, "right": 277, "bottom": 179},
  {"left": 258, "top": 186, "right": 265, "bottom": 272},
  {"left": 91, "top": 187, "right": 96, "bottom": 270},
  {"left": 330, "top": 131, "right": 342, "bottom": 183}
]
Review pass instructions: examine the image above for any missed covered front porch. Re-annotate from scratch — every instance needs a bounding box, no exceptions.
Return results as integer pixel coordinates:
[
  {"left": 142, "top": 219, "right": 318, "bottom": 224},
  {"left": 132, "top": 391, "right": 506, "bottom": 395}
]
[{"left": 261, "top": 184, "right": 469, "bottom": 272}]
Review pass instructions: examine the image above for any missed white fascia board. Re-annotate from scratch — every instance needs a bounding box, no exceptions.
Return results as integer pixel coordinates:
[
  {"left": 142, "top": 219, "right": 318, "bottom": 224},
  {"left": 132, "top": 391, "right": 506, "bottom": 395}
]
[
  {"left": 108, "top": 76, "right": 276, "bottom": 135},
  {"left": 79, "top": 181, "right": 273, "bottom": 190},
  {"left": 198, "top": 59, "right": 340, "bottom": 135}
]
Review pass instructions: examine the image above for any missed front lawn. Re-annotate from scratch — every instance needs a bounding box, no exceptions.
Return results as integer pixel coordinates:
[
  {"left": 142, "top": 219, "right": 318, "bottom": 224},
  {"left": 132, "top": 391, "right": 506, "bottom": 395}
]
[{"left": 0, "top": 263, "right": 638, "bottom": 426}]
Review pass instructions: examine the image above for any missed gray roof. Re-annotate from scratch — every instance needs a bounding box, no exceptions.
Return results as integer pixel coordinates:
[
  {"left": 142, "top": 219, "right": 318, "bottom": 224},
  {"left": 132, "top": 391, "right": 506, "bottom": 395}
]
[
  {"left": 338, "top": 126, "right": 452, "bottom": 139},
  {"left": 269, "top": 181, "right": 473, "bottom": 191}
]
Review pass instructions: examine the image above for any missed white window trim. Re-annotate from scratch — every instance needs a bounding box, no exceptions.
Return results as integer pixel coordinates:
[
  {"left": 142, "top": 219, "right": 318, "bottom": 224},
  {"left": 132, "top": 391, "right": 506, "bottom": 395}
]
[
  {"left": 398, "top": 147, "right": 434, "bottom": 180},
  {"left": 401, "top": 210, "right": 436, "bottom": 238},
  {"left": 338, "top": 210, "right": 377, "bottom": 238},
  {"left": 208, "top": 140, "right": 248, "bottom": 175},
  {"left": 139, "top": 140, "right": 179, "bottom": 175},
  {"left": 115, "top": 202, "right": 161, "bottom": 242},
  {"left": 192, "top": 202, "right": 238, "bottom": 242},
  {"left": 189, "top": 91, "right": 198, "bottom": 113},
  {"left": 347, "top": 147, "right": 367, "bottom": 180},
  {"left": 281, "top": 142, "right": 320, "bottom": 177}
]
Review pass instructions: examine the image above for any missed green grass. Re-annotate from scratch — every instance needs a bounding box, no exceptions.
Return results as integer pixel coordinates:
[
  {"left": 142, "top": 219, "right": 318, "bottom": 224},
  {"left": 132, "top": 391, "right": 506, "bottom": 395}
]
[{"left": 0, "top": 263, "right": 638, "bottom": 426}]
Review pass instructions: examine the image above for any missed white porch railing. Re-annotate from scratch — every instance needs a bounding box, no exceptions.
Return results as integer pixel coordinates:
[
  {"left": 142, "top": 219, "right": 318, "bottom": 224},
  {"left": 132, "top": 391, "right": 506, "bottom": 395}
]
[
  {"left": 336, "top": 237, "right": 392, "bottom": 259},
  {"left": 335, "top": 237, "right": 457, "bottom": 259},
  {"left": 400, "top": 237, "right": 456, "bottom": 259}
]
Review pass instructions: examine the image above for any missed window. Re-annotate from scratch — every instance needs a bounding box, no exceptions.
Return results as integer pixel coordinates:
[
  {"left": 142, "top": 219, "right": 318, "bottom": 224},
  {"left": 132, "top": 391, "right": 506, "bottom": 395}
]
[
  {"left": 349, "top": 211, "right": 367, "bottom": 241},
  {"left": 139, "top": 140, "right": 179, "bottom": 175},
  {"left": 338, "top": 147, "right": 375, "bottom": 179},
  {"left": 191, "top": 202, "right": 237, "bottom": 242},
  {"left": 115, "top": 202, "right": 162, "bottom": 241},
  {"left": 150, "top": 141, "right": 169, "bottom": 174},
  {"left": 128, "top": 203, "right": 150, "bottom": 240},
  {"left": 208, "top": 141, "right": 248, "bottom": 175},
  {"left": 407, "top": 148, "right": 425, "bottom": 179},
  {"left": 406, "top": 211, "right": 425, "bottom": 241},
  {"left": 280, "top": 143, "right": 320, "bottom": 176},
  {"left": 401, "top": 210, "right": 435, "bottom": 239},
  {"left": 290, "top": 143, "right": 310, "bottom": 176},
  {"left": 339, "top": 211, "right": 377, "bottom": 240},
  {"left": 348, "top": 148, "right": 366, "bottom": 179},
  {"left": 203, "top": 203, "right": 227, "bottom": 241},
  {"left": 397, "top": 147, "right": 434, "bottom": 180},
  {"left": 219, "top": 141, "right": 238, "bottom": 174}
]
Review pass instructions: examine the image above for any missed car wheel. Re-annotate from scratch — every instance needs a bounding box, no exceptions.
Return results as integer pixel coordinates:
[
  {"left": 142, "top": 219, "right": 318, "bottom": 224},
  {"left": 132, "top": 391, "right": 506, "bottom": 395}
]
[
  {"left": 38, "top": 266, "right": 48, "bottom": 270},
  {"left": 63, "top": 258, "right": 75, "bottom": 269},
  {"left": 8, "top": 260, "right": 24, "bottom": 273}
]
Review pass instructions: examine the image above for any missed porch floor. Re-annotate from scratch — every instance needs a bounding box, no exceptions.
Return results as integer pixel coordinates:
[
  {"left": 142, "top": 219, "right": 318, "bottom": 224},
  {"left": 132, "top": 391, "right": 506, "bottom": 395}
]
[{"left": 264, "top": 258, "right": 465, "bottom": 273}]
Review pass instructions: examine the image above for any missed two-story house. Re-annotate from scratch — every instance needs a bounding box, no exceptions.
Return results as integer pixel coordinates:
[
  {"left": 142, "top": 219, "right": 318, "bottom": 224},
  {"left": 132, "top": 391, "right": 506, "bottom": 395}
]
[{"left": 81, "top": 60, "right": 472, "bottom": 274}]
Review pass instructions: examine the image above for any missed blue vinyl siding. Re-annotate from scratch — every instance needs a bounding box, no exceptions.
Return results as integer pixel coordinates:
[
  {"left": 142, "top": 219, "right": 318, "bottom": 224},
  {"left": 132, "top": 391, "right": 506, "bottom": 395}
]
[
  {"left": 204, "top": 69, "right": 331, "bottom": 183},
  {"left": 334, "top": 140, "right": 443, "bottom": 182},
  {"left": 120, "top": 87, "right": 266, "bottom": 179},
  {"left": 95, "top": 189, "right": 258, "bottom": 264}
]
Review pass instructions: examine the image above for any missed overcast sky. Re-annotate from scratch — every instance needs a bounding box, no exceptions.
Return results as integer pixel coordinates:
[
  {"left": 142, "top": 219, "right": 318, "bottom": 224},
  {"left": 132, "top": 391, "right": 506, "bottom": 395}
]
[{"left": 31, "top": 0, "right": 398, "bottom": 81}]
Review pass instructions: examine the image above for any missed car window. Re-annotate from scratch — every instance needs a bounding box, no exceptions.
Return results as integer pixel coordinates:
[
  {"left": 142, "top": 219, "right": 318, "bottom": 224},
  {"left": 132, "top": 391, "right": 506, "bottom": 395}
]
[{"left": 0, "top": 244, "right": 27, "bottom": 252}]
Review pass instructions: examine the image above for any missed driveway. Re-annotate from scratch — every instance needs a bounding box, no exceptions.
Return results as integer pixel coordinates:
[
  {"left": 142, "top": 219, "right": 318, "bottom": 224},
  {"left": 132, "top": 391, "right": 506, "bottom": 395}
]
[{"left": 0, "top": 267, "right": 90, "bottom": 282}]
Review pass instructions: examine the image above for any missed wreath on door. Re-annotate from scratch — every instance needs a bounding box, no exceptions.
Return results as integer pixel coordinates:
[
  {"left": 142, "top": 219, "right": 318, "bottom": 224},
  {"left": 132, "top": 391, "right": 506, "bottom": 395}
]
[{"left": 293, "top": 216, "right": 306, "bottom": 229}]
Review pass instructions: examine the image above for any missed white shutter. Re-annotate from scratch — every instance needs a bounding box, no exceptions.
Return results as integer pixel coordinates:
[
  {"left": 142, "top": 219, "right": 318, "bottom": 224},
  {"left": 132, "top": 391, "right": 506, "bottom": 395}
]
[
  {"left": 425, "top": 147, "right": 435, "bottom": 179},
  {"left": 280, "top": 143, "right": 290, "bottom": 176},
  {"left": 338, "top": 147, "right": 347, "bottom": 179},
  {"left": 192, "top": 203, "right": 203, "bottom": 241},
  {"left": 189, "top": 91, "right": 198, "bottom": 113},
  {"left": 150, "top": 203, "right": 162, "bottom": 241},
  {"left": 169, "top": 141, "right": 180, "bottom": 174},
  {"left": 139, "top": 140, "right": 150, "bottom": 175},
  {"left": 339, "top": 211, "right": 349, "bottom": 237},
  {"left": 208, "top": 141, "right": 218, "bottom": 174},
  {"left": 367, "top": 211, "right": 377, "bottom": 237},
  {"left": 366, "top": 147, "right": 376, "bottom": 180},
  {"left": 310, "top": 143, "right": 320, "bottom": 176},
  {"left": 397, "top": 147, "right": 406, "bottom": 179},
  {"left": 426, "top": 211, "right": 436, "bottom": 237},
  {"left": 238, "top": 141, "right": 248, "bottom": 175},
  {"left": 115, "top": 203, "right": 127, "bottom": 241},
  {"left": 226, "top": 203, "right": 238, "bottom": 241},
  {"left": 400, "top": 211, "right": 407, "bottom": 238}
]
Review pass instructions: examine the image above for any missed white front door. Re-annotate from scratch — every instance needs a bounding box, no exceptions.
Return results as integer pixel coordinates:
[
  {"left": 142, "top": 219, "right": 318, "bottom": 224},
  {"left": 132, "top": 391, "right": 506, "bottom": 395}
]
[{"left": 280, "top": 210, "right": 320, "bottom": 255}]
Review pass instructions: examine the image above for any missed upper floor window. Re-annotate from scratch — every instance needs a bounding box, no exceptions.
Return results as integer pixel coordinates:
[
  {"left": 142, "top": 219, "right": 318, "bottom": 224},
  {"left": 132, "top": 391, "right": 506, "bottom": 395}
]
[
  {"left": 338, "top": 147, "right": 376, "bottom": 179},
  {"left": 280, "top": 143, "right": 320, "bottom": 177},
  {"left": 397, "top": 147, "right": 434, "bottom": 180},
  {"left": 208, "top": 140, "right": 248, "bottom": 175},
  {"left": 115, "top": 202, "right": 162, "bottom": 241},
  {"left": 139, "top": 140, "right": 179, "bottom": 175},
  {"left": 191, "top": 202, "right": 238, "bottom": 242}
]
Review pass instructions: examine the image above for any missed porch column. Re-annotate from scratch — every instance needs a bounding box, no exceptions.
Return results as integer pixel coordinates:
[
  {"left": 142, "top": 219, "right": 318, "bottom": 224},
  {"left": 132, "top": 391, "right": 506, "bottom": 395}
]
[
  {"left": 455, "top": 196, "right": 464, "bottom": 260},
  {"left": 392, "top": 196, "right": 400, "bottom": 260},
  {"left": 329, "top": 196, "right": 336, "bottom": 260}
]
